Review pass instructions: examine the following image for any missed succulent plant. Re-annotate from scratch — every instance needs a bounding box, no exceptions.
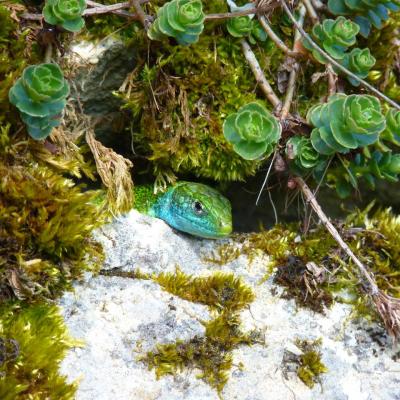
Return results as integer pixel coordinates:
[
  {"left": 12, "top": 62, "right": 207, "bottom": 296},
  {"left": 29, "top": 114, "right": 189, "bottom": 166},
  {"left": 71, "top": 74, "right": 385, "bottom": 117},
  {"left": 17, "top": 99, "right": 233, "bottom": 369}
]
[
  {"left": 340, "top": 48, "right": 376, "bottom": 86},
  {"left": 302, "top": 16, "right": 359, "bottom": 63},
  {"left": 307, "top": 94, "right": 385, "bottom": 155},
  {"left": 147, "top": 0, "right": 205, "bottom": 46},
  {"left": 43, "top": 0, "right": 86, "bottom": 32},
  {"left": 381, "top": 108, "right": 400, "bottom": 146},
  {"left": 328, "top": 0, "right": 400, "bottom": 36},
  {"left": 335, "top": 151, "right": 400, "bottom": 197},
  {"left": 226, "top": 16, "right": 267, "bottom": 43},
  {"left": 249, "top": 20, "right": 267, "bottom": 43},
  {"left": 227, "top": 16, "right": 253, "bottom": 38},
  {"left": 286, "top": 136, "right": 321, "bottom": 170},
  {"left": 223, "top": 102, "right": 281, "bottom": 160},
  {"left": 9, "top": 63, "right": 70, "bottom": 140}
]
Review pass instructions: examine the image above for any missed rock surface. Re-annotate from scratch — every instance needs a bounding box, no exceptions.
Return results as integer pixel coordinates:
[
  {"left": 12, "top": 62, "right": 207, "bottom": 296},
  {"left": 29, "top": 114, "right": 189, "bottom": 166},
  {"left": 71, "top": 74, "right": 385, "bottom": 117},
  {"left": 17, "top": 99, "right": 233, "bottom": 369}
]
[{"left": 59, "top": 211, "right": 400, "bottom": 400}]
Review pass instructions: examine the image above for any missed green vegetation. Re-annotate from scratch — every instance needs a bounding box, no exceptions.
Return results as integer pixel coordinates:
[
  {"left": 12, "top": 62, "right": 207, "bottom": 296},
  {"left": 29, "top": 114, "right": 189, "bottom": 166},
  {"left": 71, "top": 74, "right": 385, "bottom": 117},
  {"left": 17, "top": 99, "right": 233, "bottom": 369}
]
[
  {"left": 223, "top": 102, "right": 281, "bottom": 160},
  {"left": 303, "top": 17, "right": 359, "bottom": 62},
  {"left": 145, "top": 269, "right": 257, "bottom": 394},
  {"left": 295, "top": 338, "right": 328, "bottom": 388},
  {"left": 328, "top": 0, "right": 400, "bottom": 36},
  {"left": 119, "top": 31, "right": 280, "bottom": 185},
  {"left": 148, "top": 0, "right": 205, "bottom": 45},
  {"left": 381, "top": 108, "right": 400, "bottom": 146},
  {"left": 286, "top": 136, "right": 322, "bottom": 171},
  {"left": 43, "top": 0, "right": 86, "bottom": 32},
  {"left": 0, "top": 303, "right": 77, "bottom": 400},
  {"left": 308, "top": 94, "right": 385, "bottom": 155},
  {"left": 341, "top": 47, "right": 376, "bottom": 86},
  {"left": 208, "top": 205, "right": 400, "bottom": 319},
  {"left": 9, "top": 63, "right": 70, "bottom": 140}
]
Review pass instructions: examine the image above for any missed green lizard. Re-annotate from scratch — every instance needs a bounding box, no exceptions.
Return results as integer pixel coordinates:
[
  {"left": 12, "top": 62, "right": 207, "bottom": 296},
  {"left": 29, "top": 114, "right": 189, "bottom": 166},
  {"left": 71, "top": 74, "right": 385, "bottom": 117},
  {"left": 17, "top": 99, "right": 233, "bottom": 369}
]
[{"left": 136, "top": 181, "right": 232, "bottom": 239}]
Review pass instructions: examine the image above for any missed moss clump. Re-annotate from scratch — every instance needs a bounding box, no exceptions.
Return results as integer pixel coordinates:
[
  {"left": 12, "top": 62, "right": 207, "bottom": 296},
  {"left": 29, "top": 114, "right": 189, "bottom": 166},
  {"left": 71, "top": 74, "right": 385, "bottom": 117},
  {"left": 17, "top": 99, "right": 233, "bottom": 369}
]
[
  {"left": 0, "top": 303, "right": 77, "bottom": 399},
  {"left": 0, "top": 125, "right": 105, "bottom": 301},
  {"left": 0, "top": 5, "right": 39, "bottom": 123},
  {"left": 144, "top": 269, "right": 257, "bottom": 395},
  {"left": 295, "top": 338, "right": 328, "bottom": 388},
  {"left": 345, "top": 205, "right": 400, "bottom": 300},
  {"left": 155, "top": 268, "right": 254, "bottom": 311},
  {"left": 207, "top": 205, "right": 400, "bottom": 319},
  {"left": 119, "top": 27, "right": 283, "bottom": 187}
]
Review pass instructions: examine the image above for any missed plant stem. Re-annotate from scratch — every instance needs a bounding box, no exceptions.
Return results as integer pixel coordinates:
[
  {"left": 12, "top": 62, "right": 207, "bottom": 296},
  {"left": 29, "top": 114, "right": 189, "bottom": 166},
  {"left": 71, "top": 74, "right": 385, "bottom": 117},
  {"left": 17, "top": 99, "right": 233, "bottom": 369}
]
[
  {"left": 258, "top": 16, "right": 300, "bottom": 57},
  {"left": 280, "top": 5, "right": 306, "bottom": 119},
  {"left": 240, "top": 39, "right": 282, "bottom": 109},
  {"left": 205, "top": 4, "right": 278, "bottom": 20},
  {"left": 130, "top": 0, "right": 150, "bottom": 29},
  {"left": 279, "top": 0, "right": 400, "bottom": 110},
  {"left": 301, "top": 0, "right": 318, "bottom": 24},
  {"left": 44, "top": 43, "right": 53, "bottom": 63},
  {"left": 294, "top": 176, "right": 379, "bottom": 294},
  {"left": 21, "top": 0, "right": 148, "bottom": 20}
]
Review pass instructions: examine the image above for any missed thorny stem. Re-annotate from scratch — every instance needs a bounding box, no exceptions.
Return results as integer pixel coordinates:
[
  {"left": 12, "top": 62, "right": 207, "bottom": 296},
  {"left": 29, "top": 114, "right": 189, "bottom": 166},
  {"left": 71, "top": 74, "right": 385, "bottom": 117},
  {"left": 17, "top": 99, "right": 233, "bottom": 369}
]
[
  {"left": 280, "top": 5, "right": 306, "bottom": 119},
  {"left": 279, "top": 0, "right": 400, "bottom": 111},
  {"left": 240, "top": 39, "right": 282, "bottom": 109}
]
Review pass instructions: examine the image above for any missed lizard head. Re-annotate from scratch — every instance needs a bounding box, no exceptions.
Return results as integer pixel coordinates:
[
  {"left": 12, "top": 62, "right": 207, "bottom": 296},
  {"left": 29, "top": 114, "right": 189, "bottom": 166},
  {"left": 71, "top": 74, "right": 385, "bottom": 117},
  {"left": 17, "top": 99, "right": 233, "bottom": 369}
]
[{"left": 151, "top": 182, "right": 232, "bottom": 239}]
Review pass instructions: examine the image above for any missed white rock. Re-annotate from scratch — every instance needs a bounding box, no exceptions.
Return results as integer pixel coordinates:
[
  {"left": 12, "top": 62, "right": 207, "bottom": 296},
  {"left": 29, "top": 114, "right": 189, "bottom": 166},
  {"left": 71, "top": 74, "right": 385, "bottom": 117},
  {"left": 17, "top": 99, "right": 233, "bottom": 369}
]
[
  {"left": 59, "top": 210, "right": 400, "bottom": 400},
  {"left": 68, "top": 38, "right": 121, "bottom": 65}
]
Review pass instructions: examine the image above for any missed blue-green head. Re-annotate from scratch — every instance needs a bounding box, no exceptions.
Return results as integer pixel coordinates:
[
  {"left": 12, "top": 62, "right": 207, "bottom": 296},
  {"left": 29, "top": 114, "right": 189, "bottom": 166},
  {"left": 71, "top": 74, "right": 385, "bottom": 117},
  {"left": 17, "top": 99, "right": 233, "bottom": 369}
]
[{"left": 149, "top": 182, "right": 232, "bottom": 239}]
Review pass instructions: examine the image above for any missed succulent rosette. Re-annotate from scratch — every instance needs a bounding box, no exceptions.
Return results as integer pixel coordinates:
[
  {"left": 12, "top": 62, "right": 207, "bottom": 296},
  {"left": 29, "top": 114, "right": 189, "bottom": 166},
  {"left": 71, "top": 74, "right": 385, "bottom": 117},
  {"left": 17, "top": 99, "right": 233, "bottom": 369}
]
[
  {"left": 147, "top": 0, "right": 205, "bottom": 46},
  {"left": 43, "top": 0, "right": 86, "bottom": 32},
  {"left": 286, "top": 136, "right": 321, "bottom": 169},
  {"left": 328, "top": 0, "right": 400, "bottom": 36},
  {"left": 223, "top": 102, "right": 281, "bottom": 160},
  {"left": 9, "top": 63, "right": 70, "bottom": 140},
  {"left": 226, "top": 16, "right": 253, "bottom": 38},
  {"left": 340, "top": 48, "right": 376, "bottom": 86},
  {"left": 303, "top": 16, "right": 359, "bottom": 63},
  {"left": 226, "top": 16, "right": 267, "bottom": 44},
  {"left": 381, "top": 108, "right": 400, "bottom": 146},
  {"left": 307, "top": 94, "right": 385, "bottom": 155}
]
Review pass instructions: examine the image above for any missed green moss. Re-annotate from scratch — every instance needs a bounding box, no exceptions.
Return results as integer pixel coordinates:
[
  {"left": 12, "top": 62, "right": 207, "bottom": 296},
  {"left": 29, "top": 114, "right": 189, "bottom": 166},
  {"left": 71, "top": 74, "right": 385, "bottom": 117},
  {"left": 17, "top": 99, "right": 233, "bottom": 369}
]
[
  {"left": 144, "top": 269, "right": 257, "bottom": 395},
  {"left": 0, "top": 303, "right": 77, "bottom": 399},
  {"left": 118, "top": 27, "right": 284, "bottom": 186},
  {"left": 295, "top": 338, "right": 328, "bottom": 388},
  {"left": 0, "top": 124, "right": 105, "bottom": 302},
  {"left": 345, "top": 204, "right": 400, "bottom": 300},
  {"left": 155, "top": 268, "right": 254, "bottom": 311},
  {"left": 207, "top": 205, "right": 400, "bottom": 319},
  {"left": 0, "top": 5, "right": 39, "bottom": 123}
]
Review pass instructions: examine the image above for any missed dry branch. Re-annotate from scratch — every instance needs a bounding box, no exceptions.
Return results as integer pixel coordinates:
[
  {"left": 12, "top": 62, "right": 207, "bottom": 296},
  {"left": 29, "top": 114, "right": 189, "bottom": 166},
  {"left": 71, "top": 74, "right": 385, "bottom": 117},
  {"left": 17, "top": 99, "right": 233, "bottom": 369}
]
[
  {"left": 241, "top": 39, "right": 282, "bottom": 109},
  {"left": 295, "top": 176, "right": 400, "bottom": 339},
  {"left": 258, "top": 16, "right": 300, "bottom": 57},
  {"left": 280, "top": 5, "right": 306, "bottom": 119}
]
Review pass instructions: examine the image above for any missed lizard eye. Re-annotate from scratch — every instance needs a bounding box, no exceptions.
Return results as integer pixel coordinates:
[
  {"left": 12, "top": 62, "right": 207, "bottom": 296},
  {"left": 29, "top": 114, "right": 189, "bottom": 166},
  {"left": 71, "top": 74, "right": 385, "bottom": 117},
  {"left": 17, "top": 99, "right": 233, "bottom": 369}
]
[{"left": 192, "top": 200, "right": 204, "bottom": 215}]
